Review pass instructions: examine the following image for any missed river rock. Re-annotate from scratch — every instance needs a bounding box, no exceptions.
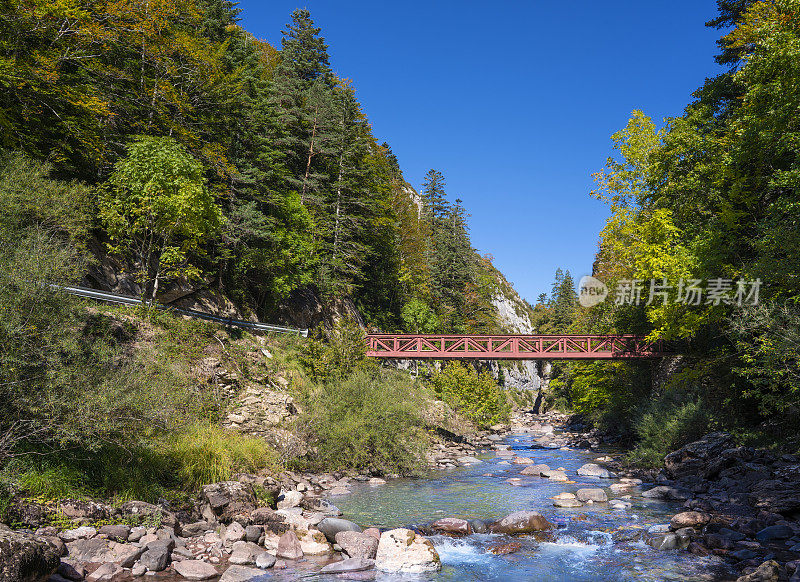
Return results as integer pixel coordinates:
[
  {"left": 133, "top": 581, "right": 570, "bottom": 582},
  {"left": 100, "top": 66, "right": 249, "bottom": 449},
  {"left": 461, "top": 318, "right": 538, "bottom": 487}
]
[
  {"left": 363, "top": 528, "right": 382, "bottom": 540},
  {"left": 224, "top": 521, "right": 246, "bottom": 543},
  {"left": 139, "top": 545, "right": 169, "bottom": 571},
  {"left": 512, "top": 457, "right": 535, "bottom": 465},
  {"left": 249, "top": 508, "right": 288, "bottom": 534},
  {"left": 335, "top": 531, "right": 379, "bottom": 559},
  {"left": 375, "top": 529, "right": 441, "bottom": 573},
  {"left": 173, "top": 559, "right": 219, "bottom": 580},
  {"left": 229, "top": 541, "right": 264, "bottom": 565},
  {"left": 755, "top": 524, "right": 793, "bottom": 542},
  {"left": 0, "top": 528, "right": 61, "bottom": 582},
  {"left": 86, "top": 563, "right": 122, "bottom": 581},
  {"left": 368, "top": 477, "right": 387, "bottom": 485},
  {"left": 244, "top": 525, "right": 261, "bottom": 542},
  {"left": 489, "top": 511, "right": 553, "bottom": 534},
  {"left": 319, "top": 557, "right": 375, "bottom": 574},
  {"left": 576, "top": 488, "right": 608, "bottom": 502},
  {"left": 255, "top": 552, "right": 276, "bottom": 569},
  {"left": 542, "top": 469, "right": 568, "bottom": 481},
  {"left": 219, "top": 564, "right": 269, "bottom": 582},
  {"left": 553, "top": 497, "right": 583, "bottom": 508},
  {"left": 57, "top": 559, "right": 86, "bottom": 581},
  {"left": 430, "top": 518, "right": 471, "bottom": 535},
  {"left": 736, "top": 560, "right": 782, "bottom": 582},
  {"left": 577, "top": 464, "right": 611, "bottom": 479},
  {"left": 670, "top": 511, "right": 710, "bottom": 530},
  {"left": 641, "top": 486, "right": 689, "bottom": 501},
  {"left": 119, "top": 500, "right": 177, "bottom": 528},
  {"left": 520, "top": 464, "right": 550, "bottom": 476},
  {"left": 317, "top": 518, "right": 362, "bottom": 543},
  {"left": 276, "top": 531, "right": 303, "bottom": 560},
  {"left": 469, "top": 520, "right": 488, "bottom": 534},
  {"left": 180, "top": 521, "right": 216, "bottom": 537},
  {"left": 648, "top": 533, "right": 685, "bottom": 551},
  {"left": 458, "top": 456, "right": 483, "bottom": 465}
]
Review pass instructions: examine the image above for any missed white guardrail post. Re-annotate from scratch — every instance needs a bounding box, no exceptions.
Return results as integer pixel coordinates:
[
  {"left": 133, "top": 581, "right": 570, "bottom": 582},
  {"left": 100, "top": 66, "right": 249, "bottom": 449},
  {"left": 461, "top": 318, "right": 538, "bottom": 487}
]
[{"left": 52, "top": 285, "right": 309, "bottom": 337}]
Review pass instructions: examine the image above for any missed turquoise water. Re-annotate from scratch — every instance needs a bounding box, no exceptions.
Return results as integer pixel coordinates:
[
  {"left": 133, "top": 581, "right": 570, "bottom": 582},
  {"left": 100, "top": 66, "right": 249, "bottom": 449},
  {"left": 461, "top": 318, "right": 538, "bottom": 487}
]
[{"left": 316, "top": 433, "right": 736, "bottom": 582}]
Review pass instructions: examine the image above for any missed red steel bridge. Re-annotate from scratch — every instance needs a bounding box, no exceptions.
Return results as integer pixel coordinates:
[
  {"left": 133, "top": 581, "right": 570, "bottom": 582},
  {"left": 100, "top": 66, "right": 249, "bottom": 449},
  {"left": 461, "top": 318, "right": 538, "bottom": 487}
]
[{"left": 365, "top": 334, "right": 674, "bottom": 360}]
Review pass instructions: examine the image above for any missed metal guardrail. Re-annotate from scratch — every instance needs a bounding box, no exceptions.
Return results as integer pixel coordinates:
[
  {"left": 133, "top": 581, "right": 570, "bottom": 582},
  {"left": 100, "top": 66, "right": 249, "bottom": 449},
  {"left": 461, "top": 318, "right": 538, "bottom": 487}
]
[{"left": 54, "top": 285, "right": 308, "bottom": 337}]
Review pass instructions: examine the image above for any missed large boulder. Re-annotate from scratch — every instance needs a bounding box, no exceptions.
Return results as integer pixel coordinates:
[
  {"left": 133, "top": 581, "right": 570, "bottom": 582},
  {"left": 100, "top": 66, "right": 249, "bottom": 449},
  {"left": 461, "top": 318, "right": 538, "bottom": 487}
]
[
  {"left": 641, "top": 486, "right": 689, "bottom": 501},
  {"left": 430, "top": 518, "right": 471, "bottom": 535},
  {"left": 749, "top": 477, "right": 800, "bottom": 515},
  {"left": 249, "top": 507, "right": 288, "bottom": 535},
  {"left": 119, "top": 500, "right": 177, "bottom": 528},
  {"left": 0, "top": 528, "right": 61, "bottom": 582},
  {"left": 275, "top": 531, "right": 303, "bottom": 560},
  {"left": 489, "top": 511, "right": 554, "bottom": 535},
  {"left": 375, "top": 529, "right": 441, "bottom": 573},
  {"left": 335, "top": 531, "right": 379, "bottom": 559},
  {"left": 229, "top": 541, "right": 264, "bottom": 565},
  {"left": 86, "top": 563, "right": 122, "bottom": 582},
  {"left": 663, "top": 432, "right": 734, "bottom": 479},
  {"left": 520, "top": 464, "right": 550, "bottom": 476}
]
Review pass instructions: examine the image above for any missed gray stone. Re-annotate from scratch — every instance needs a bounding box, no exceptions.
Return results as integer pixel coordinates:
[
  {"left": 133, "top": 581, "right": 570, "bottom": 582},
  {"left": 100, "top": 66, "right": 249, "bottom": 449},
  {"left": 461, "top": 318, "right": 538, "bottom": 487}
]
[
  {"left": 0, "top": 529, "right": 61, "bottom": 582},
  {"left": 520, "top": 464, "right": 550, "bottom": 476},
  {"left": 335, "top": 531, "right": 379, "bottom": 559},
  {"left": 553, "top": 497, "right": 583, "bottom": 508},
  {"left": 224, "top": 521, "right": 246, "bottom": 544},
  {"left": 276, "top": 490, "right": 303, "bottom": 510},
  {"left": 489, "top": 511, "right": 553, "bottom": 534},
  {"left": 229, "top": 541, "right": 263, "bottom": 565},
  {"left": 469, "top": 520, "right": 488, "bottom": 534},
  {"left": 375, "top": 529, "right": 441, "bottom": 573},
  {"left": 670, "top": 511, "right": 711, "bottom": 530},
  {"left": 172, "top": 559, "right": 219, "bottom": 580},
  {"left": 180, "top": 522, "right": 216, "bottom": 537},
  {"left": 648, "top": 533, "right": 681, "bottom": 551},
  {"left": 577, "top": 463, "right": 611, "bottom": 479},
  {"left": 319, "top": 558, "right": 375, "bottom": 573},
  {"left": 139, "top": 546, "right": 169, "bottom": 572},
  {"left": 276, "top": 531, "right": 303, "bottom": 560},
  {"left": 59, "top": 527, "right": 97, "bottom": 543},
  {"left": 219, "top": 565, "right": 270, "bottom": 582},
  {"left": 642, "top": 486, "right": 689, "bottom": 501},
  {"left": 128, "top": 527, "right": 146, "bottom": 543},
  {"left": 316, "top": 518, "right": 362, "bottom": 544},
  {"left": 244, "top": 526, "right": 261, "bottom": 543},
  {"left": 86, "top": 563, "right": 122, "bottom": 582},
  {"left": 255, "top": 552, "right": 276, "bottom": 569},
  {"left": 756, "top": 525, "right": 794, "bottom": 542},
  {"left": 576, "top": 488, "right": 608, "bottom": 503},
  {"left": 57, "top": 560, "right": 86, "bottom": 581}
]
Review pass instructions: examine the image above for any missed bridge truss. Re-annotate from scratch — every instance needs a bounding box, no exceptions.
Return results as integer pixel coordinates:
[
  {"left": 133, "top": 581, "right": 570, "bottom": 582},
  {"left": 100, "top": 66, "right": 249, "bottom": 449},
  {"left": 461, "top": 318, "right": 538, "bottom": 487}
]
[{"left": 365, "top": 334, "right": 673, "bottom": 360}]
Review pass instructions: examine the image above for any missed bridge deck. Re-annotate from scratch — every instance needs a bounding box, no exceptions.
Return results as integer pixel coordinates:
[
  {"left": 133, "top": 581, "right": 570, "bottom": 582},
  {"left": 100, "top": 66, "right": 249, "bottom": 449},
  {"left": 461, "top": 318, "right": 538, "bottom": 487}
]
[{"left": 365, "top": 334, "right": 672, "bottom": 360}]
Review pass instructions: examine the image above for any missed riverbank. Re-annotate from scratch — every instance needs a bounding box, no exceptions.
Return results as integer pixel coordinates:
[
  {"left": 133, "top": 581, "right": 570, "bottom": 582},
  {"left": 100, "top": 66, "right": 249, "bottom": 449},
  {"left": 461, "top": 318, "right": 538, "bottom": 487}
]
[{"left": 6, "top": 412, "right": 798, "bottom": 581}]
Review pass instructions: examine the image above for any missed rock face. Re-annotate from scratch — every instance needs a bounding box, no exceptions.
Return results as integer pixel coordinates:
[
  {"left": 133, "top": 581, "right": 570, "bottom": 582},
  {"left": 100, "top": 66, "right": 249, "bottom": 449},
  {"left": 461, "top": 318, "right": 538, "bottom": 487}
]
[
  {"left": 489, "top": 511, "right": 554, "bottom": 534},
  {"left": 0, "top": 528, "right": 60, "bottom": 582},
  {"left": 375, "top": 529, "right": 441, "bottom": 573}
]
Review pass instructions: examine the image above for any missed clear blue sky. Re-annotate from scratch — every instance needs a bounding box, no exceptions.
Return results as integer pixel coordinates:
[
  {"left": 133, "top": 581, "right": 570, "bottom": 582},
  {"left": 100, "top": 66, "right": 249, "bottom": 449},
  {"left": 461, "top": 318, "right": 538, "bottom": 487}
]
[{"left": 236, "top": 1, "right": 726, "bottom": 304}]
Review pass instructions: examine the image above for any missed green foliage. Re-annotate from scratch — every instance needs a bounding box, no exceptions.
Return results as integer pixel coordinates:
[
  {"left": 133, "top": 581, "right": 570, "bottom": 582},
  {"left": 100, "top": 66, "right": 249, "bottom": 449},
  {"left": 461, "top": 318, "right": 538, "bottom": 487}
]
[
  {"left": 428, "top": 362, "right": 510, "bottom": 428},
  {"left": 401, "top": 298, "right": 440, "bottom": 333},
  {"left": 296, "top": 369, "right": 428, "bottom": 474},
  {"left": 99, "top": 136, "right": 223, "bottom": 300},
  {"left": 298, "top": 317, "right": 369, "bottom": 384},
  {"left": 166, "top": 424, "right": 276, "bottom": 489},
  {"left": 627, "top": 400, "right": 713, "bottom": 468}
]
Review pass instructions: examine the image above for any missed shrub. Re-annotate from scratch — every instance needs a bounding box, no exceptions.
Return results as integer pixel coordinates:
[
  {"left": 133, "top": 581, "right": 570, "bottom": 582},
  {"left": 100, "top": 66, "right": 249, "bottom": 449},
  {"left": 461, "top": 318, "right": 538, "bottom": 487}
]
[
  {"left": 626, "top": 400, "right": 713, "bottom": 468},
  {"left": 299, "top": 317, "right": 371, "bottom": 385},
  {"left": 428, "top": 362, "right": 510, "bottom": 428},
  {"left": 296, "top": 369, "right": 428, "bottom": 475}
]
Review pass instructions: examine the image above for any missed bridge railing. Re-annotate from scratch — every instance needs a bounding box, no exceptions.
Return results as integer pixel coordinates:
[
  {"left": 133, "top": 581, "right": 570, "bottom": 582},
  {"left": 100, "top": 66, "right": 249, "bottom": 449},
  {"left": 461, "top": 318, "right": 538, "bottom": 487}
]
[{"left": 365, "top": 334, "right": 675, "bottom": 360}]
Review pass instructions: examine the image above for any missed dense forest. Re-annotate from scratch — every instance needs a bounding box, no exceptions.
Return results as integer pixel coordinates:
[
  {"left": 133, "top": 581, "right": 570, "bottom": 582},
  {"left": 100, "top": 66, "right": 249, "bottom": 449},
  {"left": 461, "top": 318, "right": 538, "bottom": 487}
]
[
  {"left": 535, "top": 0, "right": 800, "bottom": 463},
  {"left": 0, "top": 1, "right": 501, "bottom": 333}
]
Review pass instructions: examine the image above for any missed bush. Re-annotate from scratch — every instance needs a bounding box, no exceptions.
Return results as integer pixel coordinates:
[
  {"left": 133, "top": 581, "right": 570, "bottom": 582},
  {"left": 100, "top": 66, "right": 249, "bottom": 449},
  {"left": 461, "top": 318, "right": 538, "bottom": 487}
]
[
  {"left": 296, "top": 369, "right": 428, "bottom": 475},
  {"left": 428, "top": 362, "right": 510, "bottom": 428},
  {"left": 299, "top": 317, "right": 371, "bottom": 384},
  {"left": 626, "top": 399, "right": 713, "bottom": 468}
]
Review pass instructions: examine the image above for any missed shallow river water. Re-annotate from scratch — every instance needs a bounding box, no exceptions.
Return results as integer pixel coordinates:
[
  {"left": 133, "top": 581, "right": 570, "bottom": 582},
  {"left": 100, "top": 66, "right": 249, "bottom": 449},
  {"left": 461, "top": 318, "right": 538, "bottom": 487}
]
[{"left": 291, "top": 432, "right": 736, "bottom": 582}]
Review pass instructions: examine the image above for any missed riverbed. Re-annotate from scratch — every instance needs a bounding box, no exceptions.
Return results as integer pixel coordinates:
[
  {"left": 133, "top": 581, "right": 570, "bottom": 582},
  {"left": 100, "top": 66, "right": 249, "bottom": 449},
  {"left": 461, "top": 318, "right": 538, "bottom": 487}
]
[{"left": 281, "top": 431, "right": 736, "bottom": 581}]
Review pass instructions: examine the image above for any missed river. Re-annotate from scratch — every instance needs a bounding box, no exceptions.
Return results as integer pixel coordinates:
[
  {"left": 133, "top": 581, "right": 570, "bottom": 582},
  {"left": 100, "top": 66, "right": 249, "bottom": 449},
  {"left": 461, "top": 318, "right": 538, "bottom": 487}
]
[{"left": 276, "top": 430, "right": 736, "bottom": 581}]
